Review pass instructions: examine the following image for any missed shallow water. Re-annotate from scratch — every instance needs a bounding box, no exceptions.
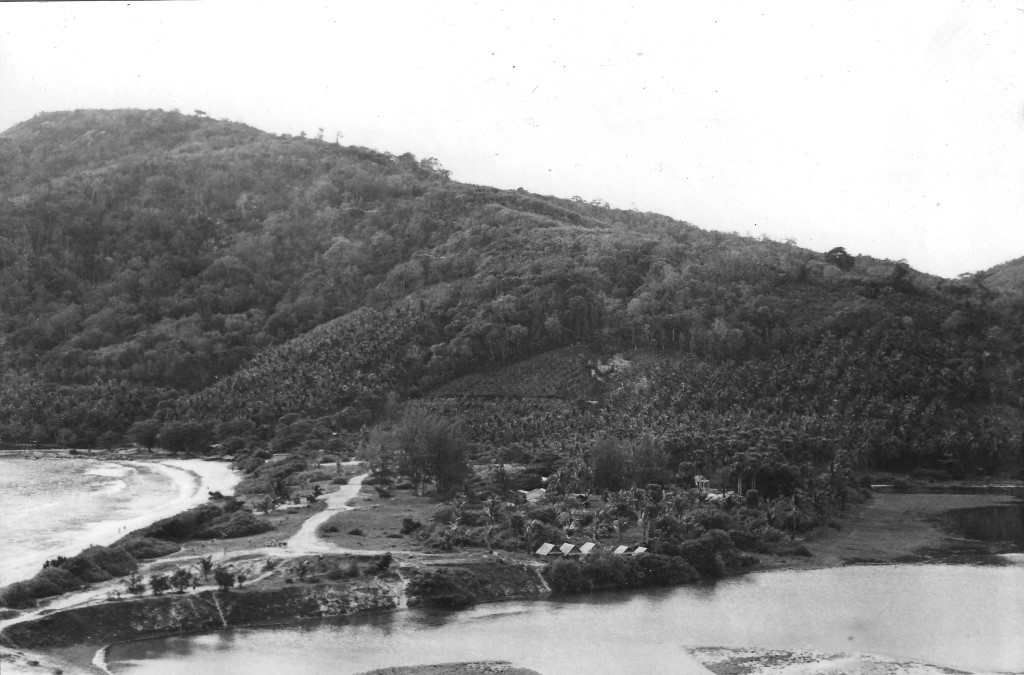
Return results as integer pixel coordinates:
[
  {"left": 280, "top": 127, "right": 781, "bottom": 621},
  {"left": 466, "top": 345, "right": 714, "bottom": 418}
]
[
  {"left": 109, "top": 563, "right": 1024, "bottom": 675},
  {"left": 943, "top": 504, "right": 1024, "bottom": 545},
  {"left": 0, "top": 457, "right": 236, "bottom": 586}
]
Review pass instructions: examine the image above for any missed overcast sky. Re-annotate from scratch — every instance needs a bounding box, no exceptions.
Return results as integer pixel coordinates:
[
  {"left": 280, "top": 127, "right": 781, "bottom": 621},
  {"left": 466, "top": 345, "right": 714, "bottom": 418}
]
[{"left": 2, "top": 1, "right": 1022, "bottom": 277}]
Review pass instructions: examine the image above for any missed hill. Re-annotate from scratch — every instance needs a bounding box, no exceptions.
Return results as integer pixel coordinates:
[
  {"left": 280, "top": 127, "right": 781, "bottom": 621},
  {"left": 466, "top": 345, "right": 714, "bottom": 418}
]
[
  {"left": 1, "top": 108, "right": 1022, "bottom": 479},
  {"left": 982, "top": 256, "right": 1024, "bottom": 296}
]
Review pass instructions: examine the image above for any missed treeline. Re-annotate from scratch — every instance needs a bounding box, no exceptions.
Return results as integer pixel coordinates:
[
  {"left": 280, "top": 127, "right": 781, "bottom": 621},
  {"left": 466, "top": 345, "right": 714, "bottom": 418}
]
[{"left": 0, "top": 109, "right": 1022, "bottom": 477}]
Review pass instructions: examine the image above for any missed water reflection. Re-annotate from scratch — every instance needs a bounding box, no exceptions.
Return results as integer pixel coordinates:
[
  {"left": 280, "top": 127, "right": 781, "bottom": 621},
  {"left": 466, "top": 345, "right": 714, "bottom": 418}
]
[
  {"left": 943, "top": 504, "right": 1024, "bottom": 544},
  {"left": 109, "top": 564, "right": 1024, "bottom": 675}
]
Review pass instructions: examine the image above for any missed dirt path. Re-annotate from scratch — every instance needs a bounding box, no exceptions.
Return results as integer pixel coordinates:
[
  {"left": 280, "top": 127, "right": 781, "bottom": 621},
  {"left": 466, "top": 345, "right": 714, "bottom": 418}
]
[{"left": 287, "top": 473, "right": 383, "bottom": 553}]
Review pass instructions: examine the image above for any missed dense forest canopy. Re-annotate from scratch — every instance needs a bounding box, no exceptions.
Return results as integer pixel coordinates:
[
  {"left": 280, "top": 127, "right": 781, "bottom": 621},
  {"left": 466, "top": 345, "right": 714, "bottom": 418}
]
[{"left": 1, "top": 108, "right": 1022, "bottom": 478}]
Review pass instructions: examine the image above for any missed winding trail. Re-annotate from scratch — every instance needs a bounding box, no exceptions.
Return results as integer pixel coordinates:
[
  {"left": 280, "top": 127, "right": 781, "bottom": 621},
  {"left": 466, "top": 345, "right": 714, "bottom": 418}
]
[{"left": 287, "top": 473, "right": 371, "bottom": 553}]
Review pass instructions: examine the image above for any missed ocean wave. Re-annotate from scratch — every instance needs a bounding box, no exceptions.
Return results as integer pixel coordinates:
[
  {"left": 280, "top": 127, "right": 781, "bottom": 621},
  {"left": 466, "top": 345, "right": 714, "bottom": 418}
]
[
  {"left": 85, "top": 464, "right": 134, "bottom": 479},
  {"left": 0, "top": 459, "right": 238, "bottom": 586},
  {"left": 96, "top": 479, "right": 128, "bottom": 495}
]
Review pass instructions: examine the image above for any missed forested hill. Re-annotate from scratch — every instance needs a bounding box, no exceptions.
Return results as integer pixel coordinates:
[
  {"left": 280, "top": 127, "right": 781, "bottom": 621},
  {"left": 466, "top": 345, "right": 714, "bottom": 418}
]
[{"left": 1, "top": 108, "right": 1022, "bottom": 476}]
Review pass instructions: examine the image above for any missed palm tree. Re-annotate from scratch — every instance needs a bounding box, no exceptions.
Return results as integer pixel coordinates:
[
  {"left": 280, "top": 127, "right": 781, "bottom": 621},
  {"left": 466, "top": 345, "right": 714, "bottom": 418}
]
[{"left": 196, "top": 555, "right": 214, "bottom": 582}]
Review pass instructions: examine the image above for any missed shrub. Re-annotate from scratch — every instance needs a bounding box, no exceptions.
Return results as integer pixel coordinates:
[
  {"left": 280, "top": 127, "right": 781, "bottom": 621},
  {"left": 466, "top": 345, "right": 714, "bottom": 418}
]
[
  {"left": 60, "top": 556, "right": 110, "bottom": 583},
  {"left": 35, "top": 567, "right": 82, "bottom": 594},
  {"left": 0, "top": 582, "right": 38, "bottom": 608},
  {"left": 432, "top": 504, "right": 457, "bottom": 524},
  {"left": 213, "top": 566, "right": 235, "bottom": 591},
  {"left": 125, "top": 573, "right": 147, "bottom": 595},
  {"left": 526, "top": 505, "right": 558, "bottom": 524},
  {"left": 678, "top": 538, "right": 725, "bottom": 579},
  {"left": 580, "top": 553, "right": 640, "bottom": 590},
  {"left": 60, "top": 546, "right": 137, "bottom": 582},
  {"left": 198, "top": 510, "right": 274, "bottom": 539},
  {"left": 525, "top": 521, "right": 565, "bottom": 551},
  {"left": 348, "top": 528, "right": 364, "bottom": 536},
  {"left": 400, "top": 518, "right": 422, "bottom": 534},
  {"left": 458, "top": 509, "right": 487, "bottom": 526},
  {"left": 121, "top": 537, "right": 180, "bottom": 559},
  {"left": 545, "top": 559, "right": 592, "bottom": 594},
  {"left": 687, "top": 507, "right": 735, "bottom": 532},
  {"left": 635, "top": 554, "right": 699, "bottom": 586},
  {"left": 139, "top": 504, "right": 223, "bottom": 541},
  {"left": 169, "top": 568, "right": 194, "bottom": 593},
  {"left": 727, "top": 530, "right": 762, "bottom": 552},
  {"left": 149, "top": 574, "right": 170, "bottom": 595},
  {"left": 407, "top": 569, "right": 477, "bottom": 609}
]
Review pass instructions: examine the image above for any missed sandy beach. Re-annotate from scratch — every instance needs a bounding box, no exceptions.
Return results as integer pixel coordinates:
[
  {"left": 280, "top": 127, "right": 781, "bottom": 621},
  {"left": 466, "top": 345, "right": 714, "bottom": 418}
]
[{"left": 0, "top": 456, "right": 240, "bottom": 586}]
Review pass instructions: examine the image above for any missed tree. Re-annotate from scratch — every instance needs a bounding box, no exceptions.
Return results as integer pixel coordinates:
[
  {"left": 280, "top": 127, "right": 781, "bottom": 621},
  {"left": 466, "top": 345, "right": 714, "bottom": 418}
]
[
  {"left": 125, "top": 572, "right": 146, "bottom": 595},
  {"left": 128, "top": 419, "right": 160, "bottom": 450},
  {"left": 213, "top": 566, "right": 235, "bottom": 591},
  {"left": 196, "top": 555, "right": 213, "bottom": 581},
  {"left": 149, "top": 573, "right": 170, "bottom": 595},
  {"left": 170, "top": 568, "right": 194, "bottom": 593},
  {"left": 591, "top": 438, "right": 629, "bottom": 491},
  {"left": 389, "top": 410, "right": 469, "bottom": 496},
  {"left": 825, "top": 246, "right": 855, "bottom": 271},
  {"left": 158, "top": 421, "right": 211, "bottom": 454}
]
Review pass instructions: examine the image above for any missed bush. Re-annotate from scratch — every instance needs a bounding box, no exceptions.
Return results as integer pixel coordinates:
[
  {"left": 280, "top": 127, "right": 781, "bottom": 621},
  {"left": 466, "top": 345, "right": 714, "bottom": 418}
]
[
  {"left": 687, "top": 507, "right": 735, "bottom": 532},
  {"left": 348, "top": 528, "right": 364, "bottom": 536},
  {"left": 213, "top": 566, "right": 235, "bottom": 591},
  {"left": 678, "top": 538, "right": 726, "bottom": 579},
  {"left": 545, "top": 559, "right": 592, "bottom": 594},
  {"left": 400, "top": 518, "right": 422, "bottom": 534},
  {"left": 407, "top": 569, "right": 478, "bottom": 609},
  {"left": 36, "top": 567, "right": 82, "bottom": 594},
  {"left": 457, "top": 509, "right": 487, "bottom": 526},
  {"left": 0, "top": 566, "right": 83, "bottom": 608},
  {"left": 727, "top": 530, "right": 762, "bottom": 552},
  {"left": 61, "top": 546, "right": 137, "bottom": 582},
  {"left": 525, "top": 521, "right": 565, "bottom": 551},
  {"left": 579, "top": 553, "right": 640, "bottom": 590},
  {"left": 526, "top": 505, "right": 558, "bottom": 524},
  {"left": 432, "top": 504, "right": 457, "bottom": 524},
  {"left": 138, "top": 504, "right": 223, "bottom": 541},
  {"left": 635, "top": 554, "right": 699, "bottom": 586},
  {"left": 121, "top": 537, "right": 180, "bottom": 559},
  {"left": 149, "top": 574, "right": 171, "bottom": 595},
  {"left": 60, "top": 556, "right": 110, "bottom": 583},
  {"left": 198, "top": 510, "right": 273, "bottom": 539}
]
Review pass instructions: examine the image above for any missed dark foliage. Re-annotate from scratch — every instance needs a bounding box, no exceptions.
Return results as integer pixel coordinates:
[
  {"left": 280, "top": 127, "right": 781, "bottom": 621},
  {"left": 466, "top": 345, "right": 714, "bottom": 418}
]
[{"left": 0, "top": 108, "right": 1020, "bottom": 484}]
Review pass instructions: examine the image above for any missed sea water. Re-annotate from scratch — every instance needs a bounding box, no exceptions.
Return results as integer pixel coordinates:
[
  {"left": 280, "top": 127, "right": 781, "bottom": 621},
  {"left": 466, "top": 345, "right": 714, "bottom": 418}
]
[
  {"left": 0, "top": 455, "right": 234, "bottom": 586},
  {"left": 109, "top": 563, "right": 1024, "bottom": 675}
]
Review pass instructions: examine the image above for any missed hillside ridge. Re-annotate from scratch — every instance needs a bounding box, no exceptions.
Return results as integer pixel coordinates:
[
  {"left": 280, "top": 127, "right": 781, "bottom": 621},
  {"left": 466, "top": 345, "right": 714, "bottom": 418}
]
[{"left": 0, "top": 108, "right": 1021, "bottom": 479}]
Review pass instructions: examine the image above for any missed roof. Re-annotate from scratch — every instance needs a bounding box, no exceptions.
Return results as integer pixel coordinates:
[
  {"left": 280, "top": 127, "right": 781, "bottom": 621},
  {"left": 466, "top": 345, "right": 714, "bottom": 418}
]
[{"left": 535, "top": 543, "right": 555, "bottom": 556}]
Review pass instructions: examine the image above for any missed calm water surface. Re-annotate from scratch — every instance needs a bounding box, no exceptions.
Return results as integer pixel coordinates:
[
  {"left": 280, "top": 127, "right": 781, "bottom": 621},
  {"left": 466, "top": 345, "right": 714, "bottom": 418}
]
[{"left": 109, "top": 563, "right": 1024, "bottom": 675}]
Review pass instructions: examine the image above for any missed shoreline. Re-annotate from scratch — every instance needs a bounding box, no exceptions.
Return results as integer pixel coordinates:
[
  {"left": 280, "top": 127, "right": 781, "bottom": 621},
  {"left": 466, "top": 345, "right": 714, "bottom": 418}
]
[
  {"left": 2, "top": 483, "right": 1021, "bottom": 674},
  {"left": 0, "top": 454, "right": 240, "bottom": 588}
]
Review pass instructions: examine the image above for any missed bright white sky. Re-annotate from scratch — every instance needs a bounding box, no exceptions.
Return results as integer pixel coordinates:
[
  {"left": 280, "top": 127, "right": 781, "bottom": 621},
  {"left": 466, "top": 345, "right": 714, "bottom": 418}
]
[{"left": 1, "top": 1, "right": 1022, "bottom": 277}]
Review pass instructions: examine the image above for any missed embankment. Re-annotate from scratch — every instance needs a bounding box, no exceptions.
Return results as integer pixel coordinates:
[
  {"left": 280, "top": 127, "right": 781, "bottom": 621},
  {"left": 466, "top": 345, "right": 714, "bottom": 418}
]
[{"left": 0, "top": 559, "right": 549, "bottom": 650}]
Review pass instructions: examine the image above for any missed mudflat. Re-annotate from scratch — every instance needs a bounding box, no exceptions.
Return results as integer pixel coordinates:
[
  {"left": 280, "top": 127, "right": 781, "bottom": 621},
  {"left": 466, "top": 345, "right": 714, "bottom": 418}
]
[{"left": 800, "top": 491, "right": 1021, "bottom": 567}]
